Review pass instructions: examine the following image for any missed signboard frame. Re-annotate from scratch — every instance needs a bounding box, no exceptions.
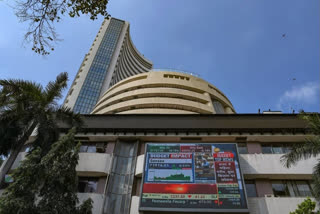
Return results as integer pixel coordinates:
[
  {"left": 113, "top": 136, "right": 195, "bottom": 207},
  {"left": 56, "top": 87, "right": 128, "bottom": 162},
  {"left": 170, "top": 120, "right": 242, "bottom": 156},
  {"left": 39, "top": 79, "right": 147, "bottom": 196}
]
[{"left": 139, "top": 143, "right": 250, "bottom": 213}]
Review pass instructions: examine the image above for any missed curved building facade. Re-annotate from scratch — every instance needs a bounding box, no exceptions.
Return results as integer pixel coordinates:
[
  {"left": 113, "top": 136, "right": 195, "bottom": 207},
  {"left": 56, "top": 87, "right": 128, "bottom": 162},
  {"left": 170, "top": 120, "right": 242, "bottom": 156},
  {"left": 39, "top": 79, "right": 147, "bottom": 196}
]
[
  {"left": 92, "top": 71, "right": 235, "bottom": 114},
  {"left": 109, "top": 26, "right": 153, "bottom": 87},
  {"left": 63, "top": 18, "right": 152, "bottom": 114}
]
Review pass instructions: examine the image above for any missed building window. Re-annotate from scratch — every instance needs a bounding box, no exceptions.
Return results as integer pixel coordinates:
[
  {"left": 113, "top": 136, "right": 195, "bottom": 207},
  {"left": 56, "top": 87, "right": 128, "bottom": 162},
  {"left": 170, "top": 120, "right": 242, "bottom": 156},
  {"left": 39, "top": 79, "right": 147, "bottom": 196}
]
[
  {"left": 237, "top": 143, "right": 248, "bottom": 154},
  {"left": 80, "top": 144, "right": 97, "bottom": 153},
  {"left": 245, "top": 180, "right": 257, "bottom": 197},
  {"left": 261, "top": 144, "right": 291, "bottom": 154},
  {"left": 79, "top": 142, "right": 107, "bottom": 153},
  {"left": 78, "top": 177, "right": 98, "bottom": 193},
  {"left": 272, "top": 181, "right": 290, "bottom": 197},
  {"left": 261, "top": 144, "right": 272, "bottom": 154},
  {"left": 293, "top": 181, "right": 313, "bottom": 197},
  {"left": 272, "top": 180, "right": 313, "bottom": 197},
  {"left": 212, "top": 100, "right": 225, "bottom": 114}
]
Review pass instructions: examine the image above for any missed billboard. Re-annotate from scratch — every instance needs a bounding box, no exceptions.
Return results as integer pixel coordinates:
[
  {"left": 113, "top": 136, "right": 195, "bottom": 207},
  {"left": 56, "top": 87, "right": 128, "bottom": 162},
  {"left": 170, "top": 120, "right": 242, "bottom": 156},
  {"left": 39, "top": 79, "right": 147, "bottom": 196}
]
[{"left": 139, "top": 143, "right": 249, "bottom": 213}]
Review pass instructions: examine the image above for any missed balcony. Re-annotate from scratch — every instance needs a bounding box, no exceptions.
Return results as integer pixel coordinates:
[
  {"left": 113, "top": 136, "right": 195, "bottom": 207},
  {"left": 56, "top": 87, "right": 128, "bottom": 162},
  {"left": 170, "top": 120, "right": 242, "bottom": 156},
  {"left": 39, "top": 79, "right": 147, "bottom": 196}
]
[
  {"left": 248, "top": 197, "right": 318, "bottom": 214},
  {"left": 0, "top": 189, "right": 105, "bottom": 213},
  {"left": 76, "top": 153, "right": 112, "bottom": 176},
  {"left": 78, "top": 193, "right": 105, "bottom": 214},
  {"left": 240, "top": 154, "right": 315, "bottom": 179},
  {"left": 10, "top": 152, "right": 112, "bottom": 176}
]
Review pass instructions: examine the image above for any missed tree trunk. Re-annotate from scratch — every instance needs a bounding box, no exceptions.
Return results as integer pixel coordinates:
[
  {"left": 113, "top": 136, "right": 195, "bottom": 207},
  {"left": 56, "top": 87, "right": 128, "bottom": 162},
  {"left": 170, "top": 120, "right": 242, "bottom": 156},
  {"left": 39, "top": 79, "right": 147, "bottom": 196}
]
[{"left": 0, "top": 122, "right": 37, "bottom": 188}]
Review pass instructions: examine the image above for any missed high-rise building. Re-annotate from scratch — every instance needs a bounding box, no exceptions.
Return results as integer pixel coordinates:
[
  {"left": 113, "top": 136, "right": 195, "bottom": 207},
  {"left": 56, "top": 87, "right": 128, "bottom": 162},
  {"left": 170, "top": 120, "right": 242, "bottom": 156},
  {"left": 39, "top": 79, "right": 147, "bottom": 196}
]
[
  {"left": 3, "top": 17, "right": 317, "bottom": 214},
  {"left": 63, "top": 18, "right": 153, "bottom": 114}
]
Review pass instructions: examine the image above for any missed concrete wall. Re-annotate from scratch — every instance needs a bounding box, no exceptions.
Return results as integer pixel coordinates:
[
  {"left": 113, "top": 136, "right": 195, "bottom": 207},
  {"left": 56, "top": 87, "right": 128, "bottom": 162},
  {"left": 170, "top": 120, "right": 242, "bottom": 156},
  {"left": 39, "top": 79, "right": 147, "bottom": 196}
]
[
  {"left": 93, "top": 71, "right": 235, "bottom": 114},
  {"left": 240, "top": 154, "right": 316, "bottom": 179},
  {"left": 135, "top": 154, "right": 144, "bottom": 177},
  {"left": 11, "top": 152, "right": 112, "bottom": 177},
  {"left": 78, "top": 193, "right": 105, "bottom": 214},
  {"left": 76, "top": 153, "right": 112, "bottom": 176},
  {"left": 248, "top": 197, "right": 318, "bottom": 214},
  {"left": 135, "top": 155, "right": 144, "bottom": 177},
  {"left": 130, "top": 196, "right": 142, "bottom": 214}
]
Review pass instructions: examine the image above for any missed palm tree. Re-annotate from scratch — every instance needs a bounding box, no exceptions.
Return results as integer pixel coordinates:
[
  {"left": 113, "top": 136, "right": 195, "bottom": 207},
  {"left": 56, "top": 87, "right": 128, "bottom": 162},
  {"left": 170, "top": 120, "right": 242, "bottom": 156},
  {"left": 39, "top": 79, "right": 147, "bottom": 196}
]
[
  {"left": 281, "top": 113, "right": 320, "bottom": 200},
  {"left": 0, "top": 72, "right": 82, "bottom": 187}
]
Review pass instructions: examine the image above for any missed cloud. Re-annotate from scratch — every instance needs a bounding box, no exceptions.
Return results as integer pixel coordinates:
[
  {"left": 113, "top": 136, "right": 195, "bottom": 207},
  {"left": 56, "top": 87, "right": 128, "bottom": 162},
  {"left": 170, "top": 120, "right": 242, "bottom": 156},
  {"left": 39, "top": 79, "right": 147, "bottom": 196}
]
[{"left": 277, "top": 82, "right": 319, "bottom": 112}]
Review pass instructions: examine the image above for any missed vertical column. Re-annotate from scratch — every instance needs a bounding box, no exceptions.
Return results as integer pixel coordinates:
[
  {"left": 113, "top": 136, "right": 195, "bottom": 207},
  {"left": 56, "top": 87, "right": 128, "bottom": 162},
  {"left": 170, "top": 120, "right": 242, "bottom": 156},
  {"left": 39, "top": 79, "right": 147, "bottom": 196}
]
[
  {"left": 255, "top": 180, "right": 273, "bottom": 197},
  {"left": 97, "top": 177, "right": 107, "bottom": 194},
  {"left": 247, "top": 142, "right": 262, "bottom": 154},
  {"left": 105, "top": 142, "right": 115, "bottom": 154},
  {"left": 204, "top": 92, "right": 215, "bottom": 113}
]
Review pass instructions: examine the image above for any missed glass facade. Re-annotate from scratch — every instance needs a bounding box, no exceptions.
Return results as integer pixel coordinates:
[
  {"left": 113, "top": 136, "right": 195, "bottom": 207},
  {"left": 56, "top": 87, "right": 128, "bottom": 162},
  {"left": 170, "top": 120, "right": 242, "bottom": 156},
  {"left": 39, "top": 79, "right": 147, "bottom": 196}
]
[
  {"left": 73, "top": 19, "right": 124, "bottom": 114},
  {"left": 237, "top": 143, "right": 248, "bottom": 154},
  {"left": 261, "top": 143, "right": 292, "bottom": 154},
  {"left": 80, "top": 144, "right": 97, "bottom": 153},
  {"left": 245, "top": 180, "right": 257, "bottom": 197},
  {"left": 103, "top": 141, "right": 138, "bottom": 214}
]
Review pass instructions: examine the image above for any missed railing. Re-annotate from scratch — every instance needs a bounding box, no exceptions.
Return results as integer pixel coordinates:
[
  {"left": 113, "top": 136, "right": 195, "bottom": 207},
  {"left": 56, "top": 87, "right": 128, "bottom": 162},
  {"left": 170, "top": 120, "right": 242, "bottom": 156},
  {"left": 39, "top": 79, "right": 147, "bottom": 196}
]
[{"left": 152, "top": 68, "right": 200, "bottom": 77}]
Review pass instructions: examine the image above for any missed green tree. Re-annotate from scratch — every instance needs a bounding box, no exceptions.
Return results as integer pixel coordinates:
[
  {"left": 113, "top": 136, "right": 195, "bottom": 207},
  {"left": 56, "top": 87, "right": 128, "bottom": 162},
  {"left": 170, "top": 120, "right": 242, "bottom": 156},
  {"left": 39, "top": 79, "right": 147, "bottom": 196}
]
[
  {"left": 0, "top": 148, "right": 43, "bottom": 213},
  {"left": 13, "top": 0, "right": 110, "bottom": 55},
  {"left": 0, "top": 129, "right": 92, "bottom": 214},
  {"left": 290, "top": 197, "right": 319, "bottom": 214},
  {"left": 281, "top": 113, "right": 320, "bottom": 200},
  {"left": 0, "top": 72, "right": 82, "bottom": 187}
]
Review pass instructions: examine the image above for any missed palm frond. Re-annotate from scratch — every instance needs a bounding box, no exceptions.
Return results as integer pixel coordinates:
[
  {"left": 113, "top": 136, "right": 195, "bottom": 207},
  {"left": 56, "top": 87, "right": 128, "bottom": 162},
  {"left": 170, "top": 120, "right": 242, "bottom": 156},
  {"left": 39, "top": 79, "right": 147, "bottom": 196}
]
[
  {"left": 44, "top": 72, "right": 68, "bottom": 104},
  {"left": 0, "top": 79, "right": 45, "bottom": 115},
  {"left": 281, "top": 138, "right": 320, "bottom": 168},
  {"left": 0, "top": 79, "right": 43, "bottom": 97},
  {"left": 32, "top": 114, "right": 60, "bottom": 156},
  {"left": 312, "top": 160, "right": 320, "bottom": 200},
  {"left": 299, "top": 113, "right": 320, "bottom": 134},
  {"left": 55, "top": 105, "right": 83, "bottom": 128},
  {"left": 307, "top": 114, "right": 320, "bottom": 135}
]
